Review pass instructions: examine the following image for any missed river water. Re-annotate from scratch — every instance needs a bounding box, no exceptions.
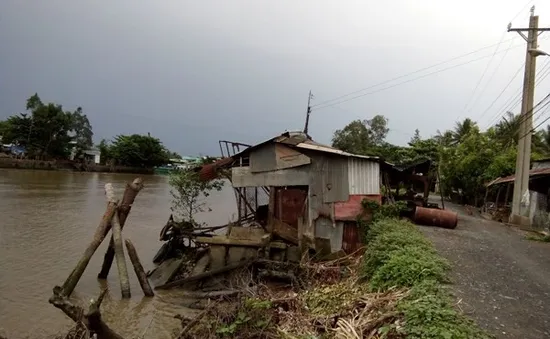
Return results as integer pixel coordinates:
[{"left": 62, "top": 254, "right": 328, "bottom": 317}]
[{"left": 0, "top": 169, "right": 237, "bottom": 339}]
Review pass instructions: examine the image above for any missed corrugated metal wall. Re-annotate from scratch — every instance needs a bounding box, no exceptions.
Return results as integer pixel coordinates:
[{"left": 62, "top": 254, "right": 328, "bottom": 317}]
[{"left": 347, "top": 158, "right": 380, "bottom": 195}]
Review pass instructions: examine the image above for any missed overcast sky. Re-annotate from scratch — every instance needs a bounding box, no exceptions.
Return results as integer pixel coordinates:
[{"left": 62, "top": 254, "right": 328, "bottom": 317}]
[{"left": 1, "top": 0, "right": 550, "bottom": 156}]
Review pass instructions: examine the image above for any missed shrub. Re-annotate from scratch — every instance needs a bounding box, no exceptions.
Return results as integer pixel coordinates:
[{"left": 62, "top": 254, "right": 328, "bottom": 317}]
[
  {"left": 364, "top": 218, "right": 415, "bottom": 244},
  {"left": 369, "top": 246, "right": 450, "bottom": 291},
  {"left": 397, "top": 280, "right": 493, "bottom": 339},
  {"left": 361, "top": 229, "right": 435, "bottom": 279}
]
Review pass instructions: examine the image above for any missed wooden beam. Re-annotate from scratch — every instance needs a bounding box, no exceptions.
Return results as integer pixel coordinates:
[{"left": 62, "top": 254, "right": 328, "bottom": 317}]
[{"left": 195, "top": 235, "right": 270, "bottom": 247}]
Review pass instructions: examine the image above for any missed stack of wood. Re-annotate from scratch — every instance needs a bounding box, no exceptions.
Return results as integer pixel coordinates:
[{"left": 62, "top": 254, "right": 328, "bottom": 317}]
[
  {"left": 48, "top": 178, "right": 152, "bottom": 339},
  {"left": 148, "top": 217, "right": 305, "bottom": 303}
]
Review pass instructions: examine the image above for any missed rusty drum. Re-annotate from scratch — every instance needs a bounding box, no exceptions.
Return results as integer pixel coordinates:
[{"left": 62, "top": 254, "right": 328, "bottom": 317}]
[{"left": 413, "top": 206, "right": 458, "bottom": 229}]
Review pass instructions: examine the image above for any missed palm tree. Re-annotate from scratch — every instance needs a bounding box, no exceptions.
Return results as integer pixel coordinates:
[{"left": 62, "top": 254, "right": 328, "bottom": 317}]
[
  {"left": 494, "top": 111, "right": 521, "bottom": 145},
  {"left": 451, "top": 118, "right": 477, "bottom": 144},
  {"left": 535, "top": 125, "right": 550, "bottom": 155}
]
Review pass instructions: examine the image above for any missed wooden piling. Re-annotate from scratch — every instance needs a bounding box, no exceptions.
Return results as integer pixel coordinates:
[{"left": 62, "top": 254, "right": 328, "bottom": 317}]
[
  {"left": 125, "top": 239, "right": 154, "bottom": 297},
  {"left": 61, "top": 183, "right": 118, "bottom": 297},
  {"left": 98, "top": 178, "right": 144, "bottom": 279},
  {"left": 112, "top": 211, "right": 131, "bottom": 298}
]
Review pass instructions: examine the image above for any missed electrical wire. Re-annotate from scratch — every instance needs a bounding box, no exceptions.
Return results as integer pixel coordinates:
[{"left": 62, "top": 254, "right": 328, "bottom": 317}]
[
  {"left": 461, "top": 33, "right": 507, "bottom": 115},
  {"left": 485, "top": 58, "right": 550, "bottom": 128},
  {"left": 469, "top": 37, "right": 516, "bottom": 119},
  {"left": 309, "top": 36, "right": 521, "bottom": 109},
  {"left": 311, "top": 42, "right": 527, "bottom": 112}
]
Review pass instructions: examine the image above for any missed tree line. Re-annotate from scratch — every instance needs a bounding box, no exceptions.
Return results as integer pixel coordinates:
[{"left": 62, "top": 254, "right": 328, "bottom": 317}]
[
  {"left": 0, "top": 94, "right": 174, "bottom": 168},
  {"left": 332, "top": 113, "right": 550, "bottom": 205}
]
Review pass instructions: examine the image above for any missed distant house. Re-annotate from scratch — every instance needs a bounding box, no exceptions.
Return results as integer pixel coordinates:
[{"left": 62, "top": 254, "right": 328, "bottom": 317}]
[
  {"left": 224, "top": 131, "right": 382, "bottom": 254},
  {"left": 69, "top": 141, "right": 100, "bottom": 164}
]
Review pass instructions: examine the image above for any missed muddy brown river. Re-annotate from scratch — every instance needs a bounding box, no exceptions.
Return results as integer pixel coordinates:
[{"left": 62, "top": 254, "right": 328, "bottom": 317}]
[{"left": 0, "top": 169, "right": 237, "bottom": 339}]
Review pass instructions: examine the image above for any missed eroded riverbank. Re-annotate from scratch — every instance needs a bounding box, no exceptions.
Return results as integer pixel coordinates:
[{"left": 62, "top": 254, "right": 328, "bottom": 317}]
[{"left": 0, "top": 169, "right": 236, "bottom": 339}]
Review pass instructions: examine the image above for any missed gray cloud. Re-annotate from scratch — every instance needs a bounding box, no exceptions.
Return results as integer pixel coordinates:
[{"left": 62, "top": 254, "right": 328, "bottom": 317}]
[{"left": 1, "top": 0, "right": 550, "bottom": 155}]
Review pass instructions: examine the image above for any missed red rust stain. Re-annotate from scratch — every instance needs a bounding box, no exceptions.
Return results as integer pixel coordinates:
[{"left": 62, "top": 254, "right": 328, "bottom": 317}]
[
  {"left": 334, "top": 194, "right": 381, "bottom": 221},
  {"left": 342, "top": 222, "right": 361, "bottom": 253},
  {"left": 274, "top": 188, "right": 307, "bottom": 228}
]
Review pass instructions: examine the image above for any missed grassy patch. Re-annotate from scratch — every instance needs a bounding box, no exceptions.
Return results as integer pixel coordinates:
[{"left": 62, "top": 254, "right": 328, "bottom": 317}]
[
  {"left": 363, "top": 218, "right": 492, "bottom": 339},
  {"left": 525, "top": 233, "right": 550, "bottom": 242}
]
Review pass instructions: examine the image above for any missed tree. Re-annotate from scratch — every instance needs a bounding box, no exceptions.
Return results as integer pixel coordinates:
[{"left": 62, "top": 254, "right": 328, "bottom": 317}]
[
  {"left": 108, "top": 134, "right": 169, "bottom": 168},
  {"left": 69, "top": 107, "right": 93, "bottom": 154},
  {"left": 451, "top": 118, "right": 478, "bottom": 144},
  {"left": 410, "top": 129, "right": 421, "bottom": 145},
  {"left": 169, "top": 169, "right": 224, "bottom": 226},
  {"left": 332, "top": 115, "right": 389, "bottom": 154},
  {"left": 1, "top": 94, "right": 92, "bottom": 159},
  {"left": 168, "top": 151, "right": 182, "bottom": 159}
]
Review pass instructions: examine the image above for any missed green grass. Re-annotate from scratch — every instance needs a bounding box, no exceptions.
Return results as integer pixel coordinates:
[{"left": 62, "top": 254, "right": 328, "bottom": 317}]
[{"left": 362, "top": 218, "right": 493, "bottom": 339}]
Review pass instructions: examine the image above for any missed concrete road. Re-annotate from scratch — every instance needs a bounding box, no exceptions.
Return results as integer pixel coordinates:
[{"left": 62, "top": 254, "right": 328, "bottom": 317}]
[{"left": 418, "top": 201, "right": 550, "bottom": 339}]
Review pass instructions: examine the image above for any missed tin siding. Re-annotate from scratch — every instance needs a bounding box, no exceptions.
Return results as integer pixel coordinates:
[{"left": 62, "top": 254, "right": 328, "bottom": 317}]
[{"left": 348, "top": 158, "right": 380, "bottom": 195}]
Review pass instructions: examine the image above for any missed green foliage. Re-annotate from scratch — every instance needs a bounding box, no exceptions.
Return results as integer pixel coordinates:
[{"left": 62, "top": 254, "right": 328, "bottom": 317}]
[
  {"left": 397, "top": 281, "right": 493, "bottom": 339},
  {"left": 360, "top": 199, "right": 407, "bottom": 223},
  {"left": 1, "top": 94, "right": 93, "bottom": 159},
  {"left": 369, "top": 246, "right": 450, "bottom": 290},
  {"left": 361, "top": 229, "right": 434, "bottom": 278},
  {"left": 169, "top": 169, "right": 224, "bottom": 225},
  {"left": 104, "top": 134, "right": 169, "bottom": 168},
  {"left": 359, "top": 218, "right": 492, "bottom": 338},
  {"left": 215, "top": 298, "right": 273, "bottom": 336},
  {"left": 331, "top": 115, "right": 389, "bottom": 154}
]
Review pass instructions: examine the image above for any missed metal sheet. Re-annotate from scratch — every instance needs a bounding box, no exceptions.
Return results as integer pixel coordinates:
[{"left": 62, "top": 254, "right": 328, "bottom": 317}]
[
  {"left": 274, "top": 187, "right": 308, "bottom": 228},
  {"left": 322, "top": 156, "right": 349, "bottom": 203},
  {"left": 348, "top": 158, "right": 380, "bottom": 195},
  {"left": 315, "top": 217, "right": 343, "bottom": 253},
  {"left": 231, "top": 166, "right": 310, "bottom": 187},
  {"left": 342, "top": 222, "right": 361, "bottom": 253}
]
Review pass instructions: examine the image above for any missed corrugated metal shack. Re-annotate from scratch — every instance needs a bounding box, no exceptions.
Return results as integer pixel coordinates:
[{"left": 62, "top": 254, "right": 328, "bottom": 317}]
[
  {"left": 229, "top": 131, "right": 381, "bottom": 254},
  {"left": 485, "top": 158, "right": 550, "bottom": 230}
]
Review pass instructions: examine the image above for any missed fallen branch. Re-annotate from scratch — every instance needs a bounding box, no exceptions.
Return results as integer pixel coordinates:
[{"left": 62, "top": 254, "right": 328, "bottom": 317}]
[
  {"left": 49, "top": 286, "right": 124, "bottom": 339},
  {"left": 125, "top": 239, "right": 154, "bottom": 297},
  {"left": 156, "top": 259, "right": 255, "bottom": 290},
  {"left": 112, "top": 211, "right": 131, "bottom": 298},
  {"left": 98, "top": 178, "right": 144, "bottom": 279},
  {"left": 61, "top": 184, "right": 118, "bottom": 296}
]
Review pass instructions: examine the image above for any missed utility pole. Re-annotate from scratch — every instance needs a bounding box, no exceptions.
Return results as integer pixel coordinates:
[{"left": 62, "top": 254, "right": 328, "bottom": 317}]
[
  {"left": 508, "top": 6, "right": 550, "bottom": 226},
  {"left": 303, "top": 90, "right": 313, "bottom": 135}
]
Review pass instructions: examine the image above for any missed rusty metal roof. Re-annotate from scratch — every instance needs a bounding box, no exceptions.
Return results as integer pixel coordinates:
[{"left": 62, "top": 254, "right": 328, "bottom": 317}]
[
  {"left": 198, "top": 157, "right": 233, "bottom": 181},
  {"left": 232, "top": 131, "right": 379, "bottom": 161},
  {"left": 486, "top": 167, "right": 550, "bottom": 187}
]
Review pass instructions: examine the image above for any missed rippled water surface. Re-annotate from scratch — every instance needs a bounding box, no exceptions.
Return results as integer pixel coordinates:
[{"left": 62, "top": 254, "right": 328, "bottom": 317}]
[{"left": 0, "top": 169, "right": 237, "bottom": 338}]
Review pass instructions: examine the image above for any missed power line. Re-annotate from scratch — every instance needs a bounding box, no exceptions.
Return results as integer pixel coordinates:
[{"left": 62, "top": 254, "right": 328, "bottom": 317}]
[
  {"left": 469, "top": 37, "right": 516, "bottom": 117},
  {"left": 461, "top": 33, "right": 507, "bottom": 115},
  {"left": 478, "top": 62, "right": 525, "bottom": 125},
  {"left": 312, "top": 42, "right": 528, "bottom": 112},
  {"left": 485, "top": 58, "right": 550, "bottom": 128},
  {"left": 309, "top": 36, "right": 521, "bottom": 109}
]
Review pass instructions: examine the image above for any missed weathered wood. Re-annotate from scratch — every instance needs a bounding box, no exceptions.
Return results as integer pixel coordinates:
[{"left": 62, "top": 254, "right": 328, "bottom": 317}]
[
  {"left": 181, "top": 290, "right": 241, "bottom": 299},
  {"left": 195, "top": 235, "right": 270, "bottom": 247},
  {"left": 112, "top": 212, "right": 131, "bottom": 298},
  {"left": 149, "top": 258, "right": 186, "bottom": 288},
  {"left": 49, "top": 286, "right": 125, "bottom": 339},
  {"left": 125, "top": 239, "right": 154, "bottom": 297},
  {"left": 156, "top": 260, "right": 255, "bottom": 290},
  {"left": 61, "top": 183, "right": 118, "bottom": 296},
  {"left": 231, "top": 166, "right": 310, "bottom": 187},
  {"left": 271, "top": 218, "right": 299, "bottom": 245},
  {"left": 98, "top": 178, "right": 144, "bottom": 279}
]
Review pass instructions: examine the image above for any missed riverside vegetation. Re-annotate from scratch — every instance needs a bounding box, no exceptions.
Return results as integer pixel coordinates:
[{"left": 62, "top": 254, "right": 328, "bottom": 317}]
[{"left": 174, "top": 203, "right": 491, "bottom": 339}]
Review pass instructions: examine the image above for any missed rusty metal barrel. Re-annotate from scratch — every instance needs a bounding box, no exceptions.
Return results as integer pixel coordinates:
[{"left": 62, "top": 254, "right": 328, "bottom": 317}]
[{"left": 414, "top": 206, "right": 458, "bottom": 229}]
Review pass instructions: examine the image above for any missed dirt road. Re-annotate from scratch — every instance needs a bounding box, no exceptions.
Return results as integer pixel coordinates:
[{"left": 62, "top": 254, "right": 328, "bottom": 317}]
[{"left": 418, "top": 201, "right": 550, "bottom": 339}]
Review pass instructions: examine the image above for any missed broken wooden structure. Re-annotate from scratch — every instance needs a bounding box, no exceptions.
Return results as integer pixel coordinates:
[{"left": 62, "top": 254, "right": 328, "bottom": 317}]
[{"left": 49, "top": 178, "right": 153, "bottom": 339}]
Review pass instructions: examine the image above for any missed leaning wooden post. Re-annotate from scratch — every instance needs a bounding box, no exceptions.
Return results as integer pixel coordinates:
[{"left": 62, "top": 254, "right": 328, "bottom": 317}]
[
  {"left": 125, "top": 239, "right": 154, "bottom": 297},
  {"left": 98, "top": 178, "right": 144, "bottom": 279},
  {"left": 112, "top": 211, "right": 131, "bottom": 298},
  {"left": 61, "top": 183, "right": 118, "bottom": 297}
]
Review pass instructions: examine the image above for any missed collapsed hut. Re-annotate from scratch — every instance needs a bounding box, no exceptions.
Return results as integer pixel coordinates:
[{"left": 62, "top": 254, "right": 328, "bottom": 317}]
[{"left": 200, "top": 131, "right": 383, "bottom": 255}]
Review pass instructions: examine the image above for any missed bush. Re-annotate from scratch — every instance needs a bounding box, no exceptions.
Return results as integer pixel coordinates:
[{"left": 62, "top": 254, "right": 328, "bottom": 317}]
[
  {"left": 361, "top": 229, "right": 435, "bottom": 279},
  {"left": 369, "top": 246, "right": 450, "bottom": 291},
  {"left": 397, "top": 280, "right": 492, "bottom": 339},
  {"left": 360, "top": 218, "right": 492, "bottom": 338},
  {"left": 364, "top": 218, "right": 415, "bottom": 244}
]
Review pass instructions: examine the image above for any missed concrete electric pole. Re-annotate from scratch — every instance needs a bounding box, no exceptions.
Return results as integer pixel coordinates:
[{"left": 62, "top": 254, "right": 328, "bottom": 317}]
[
  {"left": 508, "top": 6, "right": 550, "bottom": 226},
  {"left": 303, "top": 90, "right": 314, "bottom": 136}
]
